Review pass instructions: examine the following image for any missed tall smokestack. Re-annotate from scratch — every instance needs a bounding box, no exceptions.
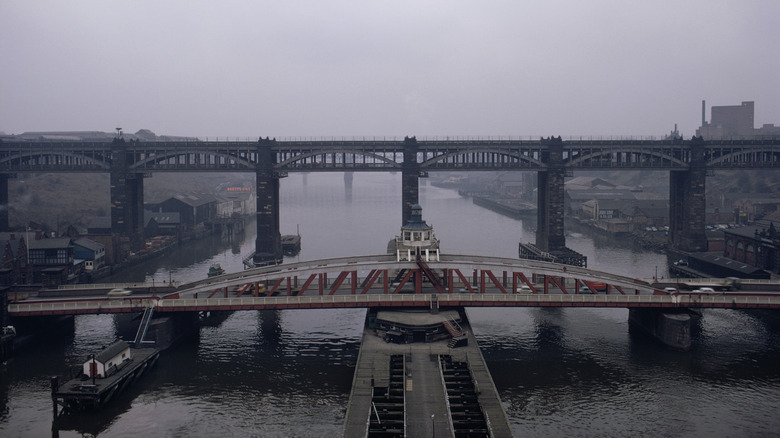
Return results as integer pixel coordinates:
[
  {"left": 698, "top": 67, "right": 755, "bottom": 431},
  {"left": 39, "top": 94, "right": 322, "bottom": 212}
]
[{"left": 701, "top": 100, "right": 706, "bottom": 127}]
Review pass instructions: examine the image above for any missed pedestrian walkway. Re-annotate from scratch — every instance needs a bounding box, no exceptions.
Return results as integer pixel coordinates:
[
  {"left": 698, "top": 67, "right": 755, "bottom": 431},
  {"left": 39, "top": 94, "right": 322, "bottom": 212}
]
[{"left": 343, "top": 308, "right": 513, "bottom": 437}]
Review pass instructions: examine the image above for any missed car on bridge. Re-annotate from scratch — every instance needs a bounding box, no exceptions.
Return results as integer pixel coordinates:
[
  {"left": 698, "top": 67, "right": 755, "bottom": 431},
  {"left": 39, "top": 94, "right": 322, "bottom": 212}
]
[
  {"left": 690, "top": 287, "right": 717, "bottom": 294},
  {"left": 107, "top": 288, "right": 132, "bottom": 297}
]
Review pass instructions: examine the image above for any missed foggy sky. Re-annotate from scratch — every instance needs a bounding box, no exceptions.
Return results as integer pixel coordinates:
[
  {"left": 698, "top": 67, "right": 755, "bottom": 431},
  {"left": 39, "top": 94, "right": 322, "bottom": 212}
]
[{"left": 1, "top": 1, "right": 778, "bottom": 139}]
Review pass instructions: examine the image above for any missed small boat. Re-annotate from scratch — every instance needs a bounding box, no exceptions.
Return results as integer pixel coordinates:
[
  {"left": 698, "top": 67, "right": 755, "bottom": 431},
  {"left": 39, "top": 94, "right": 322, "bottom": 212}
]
[
  {"left": 207, "top": 263, "right": 225, "bottom": 277},
  {"left": 281, "top": 234, "right": 302, "bottom": 255}
]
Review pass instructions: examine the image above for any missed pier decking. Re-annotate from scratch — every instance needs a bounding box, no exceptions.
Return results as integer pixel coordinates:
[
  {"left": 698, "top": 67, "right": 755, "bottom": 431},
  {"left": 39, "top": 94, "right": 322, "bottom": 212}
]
[
  {"left": 52, "top": 347, "right": 159, "bottom": 413},
  {"left": 343, "top": 308, "right": 512, "bottom": 437}
]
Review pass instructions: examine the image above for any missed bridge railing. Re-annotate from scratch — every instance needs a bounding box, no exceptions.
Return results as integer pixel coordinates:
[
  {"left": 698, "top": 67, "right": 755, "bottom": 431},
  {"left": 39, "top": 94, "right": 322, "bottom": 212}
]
[
  {"left": 146, "top": 293, "right": 780, "bottom": 309},
  {"left": 56, "top": 282, "right": 168, "bottom": 290},
  {"left": 9, "top": 290, "right": 780, "bottom": 315},
  {"left": 9, "top": 298, "right": 158, "bottom": 314}
]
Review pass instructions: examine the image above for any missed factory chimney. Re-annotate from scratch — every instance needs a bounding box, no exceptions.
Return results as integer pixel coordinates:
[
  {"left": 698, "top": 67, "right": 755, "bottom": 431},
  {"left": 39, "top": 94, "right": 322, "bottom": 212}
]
[{"left": 701, "top": 100, "right": 706, "bottom": 127}]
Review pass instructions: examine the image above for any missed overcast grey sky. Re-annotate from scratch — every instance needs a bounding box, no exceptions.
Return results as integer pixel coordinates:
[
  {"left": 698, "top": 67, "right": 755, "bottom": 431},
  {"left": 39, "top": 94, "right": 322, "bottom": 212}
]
[{"left": 1, "top": 1, "right": 778, "bottom": 139}]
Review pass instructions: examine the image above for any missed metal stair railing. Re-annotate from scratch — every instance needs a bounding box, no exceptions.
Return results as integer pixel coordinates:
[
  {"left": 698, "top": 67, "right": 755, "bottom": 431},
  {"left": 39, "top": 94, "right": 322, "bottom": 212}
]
[{"left": 133, "top": 307, "right": 155, "bottom": 346}]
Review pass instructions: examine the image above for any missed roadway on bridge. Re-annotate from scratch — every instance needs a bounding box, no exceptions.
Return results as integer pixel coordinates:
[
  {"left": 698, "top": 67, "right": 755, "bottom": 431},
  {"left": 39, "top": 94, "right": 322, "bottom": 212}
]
[{"left": 9, "top": 254, "right": 780, "bottom": 316}]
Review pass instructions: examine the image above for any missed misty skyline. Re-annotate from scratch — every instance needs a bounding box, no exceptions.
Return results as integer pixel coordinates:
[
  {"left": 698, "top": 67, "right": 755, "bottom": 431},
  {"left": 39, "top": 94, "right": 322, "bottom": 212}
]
[{"left": 2, "top": 1, "right": 778, "bottom": 139}]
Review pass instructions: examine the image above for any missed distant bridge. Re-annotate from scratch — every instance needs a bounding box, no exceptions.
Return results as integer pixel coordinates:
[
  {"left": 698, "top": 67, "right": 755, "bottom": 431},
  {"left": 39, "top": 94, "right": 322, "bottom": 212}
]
[
  {"left": 9, "top": 255, "right": 780, "bottom": 317},
  {"left": 2, "top": 137, "right": 780, "bottom": 172},
  {"left": 2, "top": 136, "right": 780, "bottom": 265}
]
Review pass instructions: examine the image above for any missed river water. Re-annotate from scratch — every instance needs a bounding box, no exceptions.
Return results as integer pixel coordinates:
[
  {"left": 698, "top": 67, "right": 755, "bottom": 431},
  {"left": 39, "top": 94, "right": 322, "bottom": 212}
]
[{"left": 2, "top": 172, "right": 780, "bottom": 437}]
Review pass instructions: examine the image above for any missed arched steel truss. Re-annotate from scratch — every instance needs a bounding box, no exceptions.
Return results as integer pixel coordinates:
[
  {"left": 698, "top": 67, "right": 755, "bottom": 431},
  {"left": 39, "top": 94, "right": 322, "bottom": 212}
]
[
  {"left": 10, "top": 254, "right": 780, "bottom": 317},
  {"left": 1, "top": 138, "right": 779, "bottom": 173}
]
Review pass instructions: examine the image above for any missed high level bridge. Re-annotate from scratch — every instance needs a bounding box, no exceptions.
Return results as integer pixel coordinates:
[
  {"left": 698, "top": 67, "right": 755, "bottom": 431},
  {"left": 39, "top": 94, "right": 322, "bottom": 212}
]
[
  {"left": 1, "top": 136, "right": 780, "bottom": 264},
  {"left": 9, "top": 254, "right": 780, "bottom": 318}
]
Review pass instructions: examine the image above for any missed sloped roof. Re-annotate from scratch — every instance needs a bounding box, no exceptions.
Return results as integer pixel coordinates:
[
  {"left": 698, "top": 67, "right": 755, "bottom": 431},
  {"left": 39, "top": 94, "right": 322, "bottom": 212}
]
[
  {"left": 145, "top": 211, "right": 180, "bottom": 225},
  {"left": 94, "top": 340, "right": 131, "bottom": 364},
  {"left": 566, "top": 176, "right": 616, "bottom": 188},
  {"left": 170, "top": 193, "right": 216, "bottom": 207},
  {"left": 74, "top": 237, "right": 104, "bottom": 252},
  {"left": 29, "top": 237, "right": 73, "bottom": 250},
  {"left": 690, "top": 252, "right": 768, "bottom": 276},
  {"left": 596, "top": 199, "right": 630, "bottom": 211},
  {"left": 566, "top": 189, "right": 637, "bottom": 201},
  {"left": 88, "top": 216, "right": 112, "bottom": 229}
]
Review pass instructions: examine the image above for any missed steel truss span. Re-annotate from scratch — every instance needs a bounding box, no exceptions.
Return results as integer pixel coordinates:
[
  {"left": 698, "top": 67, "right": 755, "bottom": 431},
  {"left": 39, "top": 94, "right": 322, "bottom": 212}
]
[
  {"left": 9, "top": 254, "right": 780, "bottom": 317},
  {"left": 1, "top": 138, "right": 779, "bottom": 173}
]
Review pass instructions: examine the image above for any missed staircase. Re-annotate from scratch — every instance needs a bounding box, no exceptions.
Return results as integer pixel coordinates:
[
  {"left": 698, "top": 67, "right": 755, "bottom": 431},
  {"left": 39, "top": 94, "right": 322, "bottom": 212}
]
[
  {"left": 443, "top": 317, "right": 468, "bottom": 348},
  {"left": 132, "top": 307, "right": 155, "bottom": 346},
  {"left": 442, "top": 318, "right": 463, "bottom": 337},
  {"left": 415, "top": 253, "right": 445, "bottom": 293}
]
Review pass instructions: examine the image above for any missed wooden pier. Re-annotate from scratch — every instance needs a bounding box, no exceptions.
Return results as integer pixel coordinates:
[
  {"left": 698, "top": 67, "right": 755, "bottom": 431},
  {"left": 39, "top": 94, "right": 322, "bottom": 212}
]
[{"left": 51, "top": 347, "right": 159, "bottom": 414}]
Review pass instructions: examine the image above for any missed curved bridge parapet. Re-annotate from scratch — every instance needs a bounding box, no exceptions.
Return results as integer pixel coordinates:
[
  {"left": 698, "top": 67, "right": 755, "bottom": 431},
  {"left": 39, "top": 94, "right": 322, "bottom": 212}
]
[{"left": 10, "top": 254, "right": 780, "bottom": 317}]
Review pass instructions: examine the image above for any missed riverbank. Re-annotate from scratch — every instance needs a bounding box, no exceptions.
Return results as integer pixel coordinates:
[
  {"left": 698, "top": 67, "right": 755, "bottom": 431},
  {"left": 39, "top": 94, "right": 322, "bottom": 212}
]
[{"left": 91, "top": 219, "right": 248, "bottom": 283}]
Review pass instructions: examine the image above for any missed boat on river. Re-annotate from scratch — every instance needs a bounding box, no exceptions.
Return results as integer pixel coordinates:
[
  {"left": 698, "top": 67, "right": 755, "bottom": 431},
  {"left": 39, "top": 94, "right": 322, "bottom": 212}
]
[{"left": 208, "top": 263, "right": 226, "bottom": 277}]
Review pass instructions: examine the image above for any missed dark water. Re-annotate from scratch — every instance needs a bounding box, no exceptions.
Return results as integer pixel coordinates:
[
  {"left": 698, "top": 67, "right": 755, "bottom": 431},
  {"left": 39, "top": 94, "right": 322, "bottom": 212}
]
[{"left": 2, "top": 173, "right": 780, "bottom": 437}]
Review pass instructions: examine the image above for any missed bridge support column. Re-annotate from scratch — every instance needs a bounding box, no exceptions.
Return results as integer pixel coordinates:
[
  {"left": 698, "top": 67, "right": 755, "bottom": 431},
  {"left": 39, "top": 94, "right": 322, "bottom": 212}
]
[
  {"left": 669, "top": 137, "right": 707, "bottom": 252},
  {"left": 110, "top": 139, "right": 145, "bottom": 251},
  {"left": 628, "top": 309, "right": 691, "bottom": 351},
  {"left": 344, "top": 171, "right": 353, "bottom": 203},
  {"left": 139, "top": 312, "right": 198, "bottom": 350},
  {"left": 536, "top": 137, "right": 566, "bottom": 251},
  {"left": 254, "top": 138, "right": 283, "bottom": 266},
  {"left": 0, "top": 174, "right": 8, "bottom": 231},
  {"left": 402, "top": 136, "right": 419, "bottom": 226}
]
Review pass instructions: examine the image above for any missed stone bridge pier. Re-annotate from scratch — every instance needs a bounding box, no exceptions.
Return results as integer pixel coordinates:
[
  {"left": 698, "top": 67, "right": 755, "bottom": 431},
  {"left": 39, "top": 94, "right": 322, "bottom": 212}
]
[
  {"left": 253, "top": 138, "right": 283, "bottom": 266},
  {"left": 402, "top": 136, "right": 420, "bottom": 226},
  {"left": 669, "top": 137, "right": 708, "bottom": 252},
  {"left": 519, "top": 136, "right": 587, "bottom": 266},
  {"left": 110, "top": 139, "right": 145, "bottom": 251},
  {"left": 0, "top": 174, "right": 9, "bottom": 231},
  {"left": 536, "top": 136, "right": 567, "bottom": 252}
]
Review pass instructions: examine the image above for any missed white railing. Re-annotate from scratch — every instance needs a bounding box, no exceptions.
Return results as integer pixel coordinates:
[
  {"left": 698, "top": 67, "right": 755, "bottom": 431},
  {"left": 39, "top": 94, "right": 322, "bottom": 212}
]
[
  {"left": 10, "top": 292, "right": 780, "bottom": 315},
  {"left": 57, "top": 282, "right": 156, "bottom": 290}
]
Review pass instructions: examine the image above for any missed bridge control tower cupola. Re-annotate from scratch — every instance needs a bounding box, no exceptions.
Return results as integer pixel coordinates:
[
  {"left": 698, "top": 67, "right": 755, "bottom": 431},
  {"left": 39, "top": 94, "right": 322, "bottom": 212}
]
[{"left": 395, "top": 204, "right": 440, "bottom": 262}]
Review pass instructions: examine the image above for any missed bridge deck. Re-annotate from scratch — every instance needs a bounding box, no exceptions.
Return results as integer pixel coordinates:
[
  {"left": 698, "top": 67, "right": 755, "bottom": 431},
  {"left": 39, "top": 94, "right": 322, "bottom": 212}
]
[{"left": 10, "top": 254, "right": 780, "bottom": 316}]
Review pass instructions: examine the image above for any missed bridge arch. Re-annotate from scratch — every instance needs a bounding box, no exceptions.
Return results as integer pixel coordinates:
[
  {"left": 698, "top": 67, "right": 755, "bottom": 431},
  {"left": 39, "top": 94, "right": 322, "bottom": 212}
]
[
  {"left": 705, "top": 147, "right": 780, "bottom": 167},
  {"left": 419, "top": 148, "right": 544, "bottom": 169},
  {"left": 276, "top": 149, "right": 401, "bottom": 170},
  {"left": 0, "top": 151, "right": 111, "bottom": 171},
  {"left": 130, "top": 150, "right": 256, "bottom": 170},
  {"left": 565, "top": 148, "right": 688, "bottom": 168}
]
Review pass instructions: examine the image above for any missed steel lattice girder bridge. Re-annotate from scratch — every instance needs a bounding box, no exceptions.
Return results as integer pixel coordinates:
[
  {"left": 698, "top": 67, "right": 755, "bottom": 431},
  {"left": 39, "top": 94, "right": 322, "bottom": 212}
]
[
  {"left": 9, "top": 255, "right": 780, "bottom": 317},
  {"left": 1, "top": 137, "right": 780, "bottom": 172}
]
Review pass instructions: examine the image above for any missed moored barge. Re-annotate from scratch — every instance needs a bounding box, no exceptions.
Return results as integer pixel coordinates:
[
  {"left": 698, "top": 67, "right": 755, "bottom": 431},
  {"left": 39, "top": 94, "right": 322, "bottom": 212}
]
[{"left": 51, "top": 340, "right": 159, "bottom": 413}]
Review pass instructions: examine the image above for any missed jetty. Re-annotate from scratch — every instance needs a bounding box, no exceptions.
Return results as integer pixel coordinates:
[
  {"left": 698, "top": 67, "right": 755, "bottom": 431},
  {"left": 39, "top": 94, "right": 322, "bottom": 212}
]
[{"left": 51, "top": 341, "right": 159, "bottom": 414}]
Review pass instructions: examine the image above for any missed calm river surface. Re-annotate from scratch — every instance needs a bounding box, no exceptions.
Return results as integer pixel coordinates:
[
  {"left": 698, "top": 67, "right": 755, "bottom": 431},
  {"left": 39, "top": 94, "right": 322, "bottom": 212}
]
[{"left": 2, "top": 172, "right": 780, "bottom": 437}]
